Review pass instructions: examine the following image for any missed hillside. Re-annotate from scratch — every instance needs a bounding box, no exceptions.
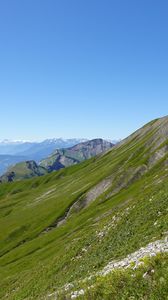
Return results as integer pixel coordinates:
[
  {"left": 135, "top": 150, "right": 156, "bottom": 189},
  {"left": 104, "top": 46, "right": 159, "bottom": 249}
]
[
  {"left": 0, "top": 161, "right": 48, "bottom": 182},
  {"left": 0, "top": 117, "right": 168, "bottom": 299},
  {"left": 40, "top": 138, "right": 114, "bottom": 171},
  {"left": 0, "top": 154, "right": 26, "bottom": 175}
]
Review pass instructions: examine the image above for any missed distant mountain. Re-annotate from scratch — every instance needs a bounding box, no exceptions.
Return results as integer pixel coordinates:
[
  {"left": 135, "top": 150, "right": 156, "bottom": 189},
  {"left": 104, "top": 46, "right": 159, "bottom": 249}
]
[
  {"left": 0, "top": 138, "right": 88, "bottom": 174},
  {"left": 0, "top": 160, "right": 47, "bottom": 182},
  {"left": 0, "top": 154, "right": 27, "bottom": 175},
  {"left": 16, "top": 139, "right": 88, "bottom": 161},
  {"left": 0, "top": 140, "right": 34, "bottom": 155},
  {"left": 40, "top": 139, "right": 114, "bottom": 171},
  {"left": 0, "top": 138, "right": 87, "bottom": 156},
  {"left": 0, "top": 139, "right": 114, "bottom": 182}
]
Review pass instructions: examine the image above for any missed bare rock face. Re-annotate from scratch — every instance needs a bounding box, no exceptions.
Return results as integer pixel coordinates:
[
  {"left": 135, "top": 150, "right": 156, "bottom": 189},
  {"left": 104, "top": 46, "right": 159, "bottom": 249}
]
[
  {"left": 148, "top": 145, "right": 168, "bottom": 168},
  {"left": 40, "top": 139, "right": 114, "bottom": 172}
]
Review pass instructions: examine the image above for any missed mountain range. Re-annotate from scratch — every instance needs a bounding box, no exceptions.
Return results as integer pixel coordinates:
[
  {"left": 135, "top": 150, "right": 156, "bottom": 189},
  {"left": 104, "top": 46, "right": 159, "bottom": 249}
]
[
  {"left": 0, "top": 138, "right": 88, "bottom": 175},
  {"left": 0, "top": 117, "right": 168, "bottom": 299},
  {"left": 40, "top": 139, "right": 114, "bottom": 171},
  {"left": 0, "top": 139, "right": 114, "bottom": 182}
]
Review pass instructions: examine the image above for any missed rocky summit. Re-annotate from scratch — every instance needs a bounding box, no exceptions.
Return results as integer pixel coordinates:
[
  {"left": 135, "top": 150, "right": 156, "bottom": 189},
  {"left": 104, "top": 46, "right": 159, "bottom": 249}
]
[{"left": 40, "top": 138, "right": 114, "bottom": 171}]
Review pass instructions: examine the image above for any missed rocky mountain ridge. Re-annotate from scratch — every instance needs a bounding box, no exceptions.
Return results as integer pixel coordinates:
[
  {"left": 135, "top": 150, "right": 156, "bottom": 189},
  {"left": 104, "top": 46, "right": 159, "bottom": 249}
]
[
  {"left": 40, "top": 138, "right": 114, "bottom": 171},
  {"left": 0, "top": 139, "right": 114, "bottom": 182},
  {"left": 0, "top": 138, "right": 89, "bottom": 175}
]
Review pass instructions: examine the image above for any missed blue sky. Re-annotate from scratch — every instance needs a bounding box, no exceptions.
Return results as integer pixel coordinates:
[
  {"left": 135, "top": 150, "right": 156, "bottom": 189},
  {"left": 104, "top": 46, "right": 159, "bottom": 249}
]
[{"left": 0, "top": 0, "right": 168, "bottom": 141}]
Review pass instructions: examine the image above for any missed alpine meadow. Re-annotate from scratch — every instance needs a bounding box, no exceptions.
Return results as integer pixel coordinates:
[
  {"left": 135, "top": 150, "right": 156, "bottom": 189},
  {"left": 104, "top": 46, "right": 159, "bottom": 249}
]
[{"left": 0, "top": 117, "right": 168, "bottom": 299}]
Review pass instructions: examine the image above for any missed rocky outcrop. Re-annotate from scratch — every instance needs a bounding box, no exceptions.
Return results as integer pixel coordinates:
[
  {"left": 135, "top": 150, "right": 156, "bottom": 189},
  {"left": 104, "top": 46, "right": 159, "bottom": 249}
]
[
  {"left": 99, "top": 235, "right": 168, "bottom": 276},
  {"left": 47, "top": 235, "right": 168, "bottom": 299}
]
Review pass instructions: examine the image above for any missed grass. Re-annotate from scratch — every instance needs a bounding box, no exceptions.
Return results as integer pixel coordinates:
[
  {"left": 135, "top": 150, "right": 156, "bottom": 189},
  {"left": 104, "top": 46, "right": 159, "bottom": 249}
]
[
  {"left": 0, "top": 117, "right": 168, "bottom": 299},
  {"left": 59, "top": 253, "right": 168, "bottom": 300},
  {"left": 1, "top": 161, "right": 48, "bottom": 182}
]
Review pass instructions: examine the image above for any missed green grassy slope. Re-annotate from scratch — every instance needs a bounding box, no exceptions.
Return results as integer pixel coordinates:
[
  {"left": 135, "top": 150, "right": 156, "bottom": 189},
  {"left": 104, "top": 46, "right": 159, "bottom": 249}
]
[
  {"left": 0, "top": 117, "right": 168, "bottom": 299},
  {"left": 57, "top": 253, "right": 168, "bottom": 300},
  {"left": 0, "top": 160, "right": 48, "bottom": 182}
]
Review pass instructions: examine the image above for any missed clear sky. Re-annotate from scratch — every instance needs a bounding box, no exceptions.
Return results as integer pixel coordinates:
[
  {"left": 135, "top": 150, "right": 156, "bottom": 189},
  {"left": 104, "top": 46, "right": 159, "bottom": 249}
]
[{"left": 0, "top": 0, "right": 168, "bottom": 141}]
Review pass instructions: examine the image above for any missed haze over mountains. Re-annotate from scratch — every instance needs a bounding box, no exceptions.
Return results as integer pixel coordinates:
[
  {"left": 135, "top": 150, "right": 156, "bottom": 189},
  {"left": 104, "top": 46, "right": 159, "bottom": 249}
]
[
  {"left": 0, "top": 138, "right": 88, "bottom": 175},
  {"left": 0, "top": 139, "right": 114, "bottom": 182},
  {"left": 0, "top": 138, "right": 88, "bottom": 156}
]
